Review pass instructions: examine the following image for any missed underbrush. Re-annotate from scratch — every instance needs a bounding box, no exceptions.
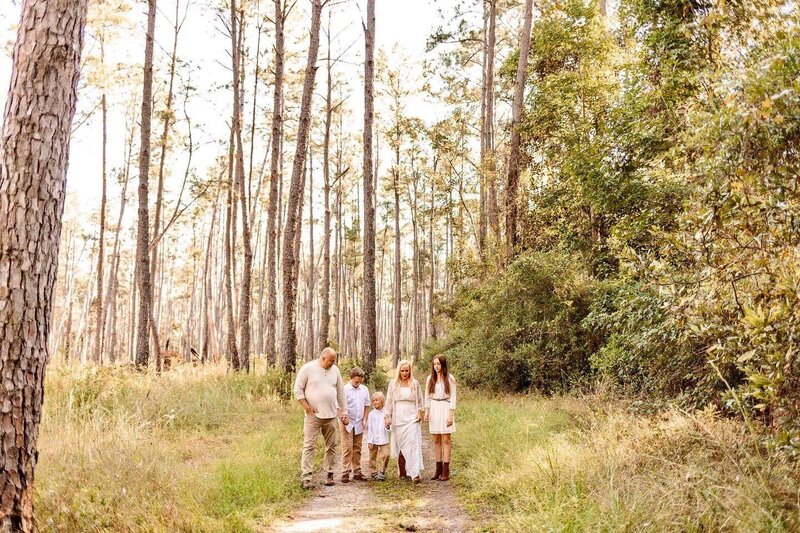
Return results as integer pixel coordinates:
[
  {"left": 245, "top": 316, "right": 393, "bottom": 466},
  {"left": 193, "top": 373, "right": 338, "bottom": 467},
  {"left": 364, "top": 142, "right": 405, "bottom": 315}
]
[
  {"left": 455, "top": 392, "right": 800, "bottom": 532},
  {"left": 35, "top": 363, "right": 304, "bottom": 532}
]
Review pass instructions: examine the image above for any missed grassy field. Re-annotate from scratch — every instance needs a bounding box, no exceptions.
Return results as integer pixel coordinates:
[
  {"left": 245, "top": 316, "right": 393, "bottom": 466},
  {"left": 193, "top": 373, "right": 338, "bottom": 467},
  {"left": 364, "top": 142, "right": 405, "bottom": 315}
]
[
  {"left": 35, "top": 364, "right": 305, "bottom": 532},
  {"left": 32, "top": 366, "right": 800, "bottom": 532},
  {"left": 454, "top": 391, "right": 800, "bottom": 532}
]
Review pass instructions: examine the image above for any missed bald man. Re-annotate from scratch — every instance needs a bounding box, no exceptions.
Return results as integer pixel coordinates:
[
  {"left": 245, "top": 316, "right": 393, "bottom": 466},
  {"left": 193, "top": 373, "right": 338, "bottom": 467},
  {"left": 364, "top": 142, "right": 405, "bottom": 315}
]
[{"left": 293, "top": 347, "right": 348, "bottom": 488}]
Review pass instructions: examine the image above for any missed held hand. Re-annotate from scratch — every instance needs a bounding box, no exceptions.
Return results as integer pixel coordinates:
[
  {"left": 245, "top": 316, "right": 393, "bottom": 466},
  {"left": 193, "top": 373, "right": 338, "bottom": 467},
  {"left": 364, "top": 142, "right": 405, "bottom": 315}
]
[
  {"left": 423, "top": 412, "right": 429, "bottom": 422},
  {"left": 340, "top": 415, "right": 350, "bottom": 425},
  {"left": 416, "top": 413, "right": 422, "bottom": 423},
  {"left": 368, "top": 443, "right": 375, "bottom": 450}
]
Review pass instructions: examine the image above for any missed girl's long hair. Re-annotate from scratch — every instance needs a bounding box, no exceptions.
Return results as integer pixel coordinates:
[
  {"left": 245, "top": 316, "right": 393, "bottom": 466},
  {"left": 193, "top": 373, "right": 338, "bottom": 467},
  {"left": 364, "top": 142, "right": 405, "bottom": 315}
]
[
  {"left": 428, "top": 355, "right": 450, "bottom": 395},
  {"left": 395, "top": 359, "right": 413, "bottom": 382}
]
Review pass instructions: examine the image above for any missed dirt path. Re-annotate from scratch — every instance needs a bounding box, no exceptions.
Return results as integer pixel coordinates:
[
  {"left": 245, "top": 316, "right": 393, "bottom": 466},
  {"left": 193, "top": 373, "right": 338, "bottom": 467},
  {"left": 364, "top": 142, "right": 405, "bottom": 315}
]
[{"left": 267, "top": 424, "right": 475, "bottom": 533}]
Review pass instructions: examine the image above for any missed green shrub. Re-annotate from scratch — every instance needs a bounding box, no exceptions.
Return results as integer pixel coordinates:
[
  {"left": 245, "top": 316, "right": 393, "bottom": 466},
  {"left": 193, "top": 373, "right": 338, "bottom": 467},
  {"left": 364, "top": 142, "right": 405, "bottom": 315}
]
[{"left": 435, "top": 251, "right": 593, "bottom": 393}]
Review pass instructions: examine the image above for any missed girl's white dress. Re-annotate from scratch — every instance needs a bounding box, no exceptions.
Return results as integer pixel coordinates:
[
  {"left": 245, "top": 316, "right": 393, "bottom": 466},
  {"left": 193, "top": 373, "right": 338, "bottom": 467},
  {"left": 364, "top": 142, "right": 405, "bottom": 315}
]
[
  {"left": 425, "top": 375, "right": 457, "bottom": 434},
  {"left": 387, "top": 380, "right": 424, "bottom": 478}
]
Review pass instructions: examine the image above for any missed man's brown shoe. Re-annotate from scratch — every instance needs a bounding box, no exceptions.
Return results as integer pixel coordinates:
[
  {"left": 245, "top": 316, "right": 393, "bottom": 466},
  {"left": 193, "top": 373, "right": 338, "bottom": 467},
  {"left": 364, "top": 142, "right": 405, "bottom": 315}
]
[
  {"left": 324, "top": 473, "right": 335, "bottom": 486},
  {"left": 352, "top": 472, "right": 365, "bottom": 481},
  {"left": 340, "top": 473, "right": 350, "bottom": 483}
]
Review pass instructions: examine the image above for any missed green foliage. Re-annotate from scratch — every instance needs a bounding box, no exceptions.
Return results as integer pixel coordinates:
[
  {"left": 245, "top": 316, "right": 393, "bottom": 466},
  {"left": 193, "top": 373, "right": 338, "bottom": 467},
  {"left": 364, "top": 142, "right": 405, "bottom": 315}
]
[
  {"left": 663, "top": 24, "right": 800, "bottom": 451},
  {"left": 585, "top": 280, "right": 710, "bottom": 404},
  {"left": 436, "top": 251, "right": 593, "bottom": 393},
  {"left": 437, "top": 0, "right": 800, "bottom": 453}
]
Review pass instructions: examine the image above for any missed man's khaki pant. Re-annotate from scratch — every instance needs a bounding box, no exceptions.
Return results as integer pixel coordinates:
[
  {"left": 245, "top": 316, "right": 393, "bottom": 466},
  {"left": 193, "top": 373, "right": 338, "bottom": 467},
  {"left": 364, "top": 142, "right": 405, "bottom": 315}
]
[
  {"left": 368, "top": 443, "right": 390, "bottom": 475},
  {"left": 301, "top": 414, "right": 339, "bottom": 481},
  {"left": 339, "top": 422, "right": 363, "bottom": 475}
]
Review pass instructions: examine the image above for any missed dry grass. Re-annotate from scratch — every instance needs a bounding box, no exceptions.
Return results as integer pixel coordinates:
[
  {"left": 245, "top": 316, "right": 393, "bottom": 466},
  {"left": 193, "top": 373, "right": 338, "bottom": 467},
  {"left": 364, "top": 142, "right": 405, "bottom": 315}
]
[
  {"left": 455, "top": 392, "right": 800, "bottom": 532},
  {"left": 35, "top": 363, "right": 305, "bottom": 532}
]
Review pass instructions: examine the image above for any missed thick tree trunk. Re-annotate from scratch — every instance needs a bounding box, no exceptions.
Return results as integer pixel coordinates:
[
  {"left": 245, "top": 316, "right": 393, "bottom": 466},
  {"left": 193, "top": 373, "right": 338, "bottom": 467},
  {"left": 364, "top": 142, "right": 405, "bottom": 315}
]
[
  {"left": 362, "top": 0, "right": 377, "bottom": 375},
  {"left": 135, "top": 0, "right": 158, "bottom": 369},
  {"left": 280, "top": 0, "right": 325, "bottom": 374},
  {"left": 265, "top": 0, "right": 285, "bottom": 366},
  {"left": 0, "top": 0, "right": 88, "bottom": 527},
  {"left": 506, "top": 0, "right": 533, "bottom": 256}
]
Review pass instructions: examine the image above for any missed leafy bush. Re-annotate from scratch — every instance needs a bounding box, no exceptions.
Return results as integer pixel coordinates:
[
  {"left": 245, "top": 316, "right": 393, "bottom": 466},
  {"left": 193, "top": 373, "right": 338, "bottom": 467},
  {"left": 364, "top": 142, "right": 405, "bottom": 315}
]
[
  {"left": 584, "top": 279, "right": 712, "bottom": 405},
  {"left": 435, "top": 251, "right": 593, "bottom": 393}
]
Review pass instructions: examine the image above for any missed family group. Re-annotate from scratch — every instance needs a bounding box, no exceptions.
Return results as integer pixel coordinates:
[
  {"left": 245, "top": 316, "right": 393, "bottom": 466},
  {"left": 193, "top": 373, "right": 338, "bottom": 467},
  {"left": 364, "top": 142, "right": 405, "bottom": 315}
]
[{"left": 293, "top": 348, "right": 457, "bottom": 489}]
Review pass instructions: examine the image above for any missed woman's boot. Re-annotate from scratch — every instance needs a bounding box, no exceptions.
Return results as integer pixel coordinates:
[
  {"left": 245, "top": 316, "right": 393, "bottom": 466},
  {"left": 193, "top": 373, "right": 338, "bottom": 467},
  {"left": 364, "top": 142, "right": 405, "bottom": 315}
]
[
  {"left": 431, "top": 461, "right": 443, "bottom": 481},
  {"left": 440, "top": 462, "right": 450, "bottom": 481},
  {"left": 398, "top": 453, "right": 407, "bottom": 479}
]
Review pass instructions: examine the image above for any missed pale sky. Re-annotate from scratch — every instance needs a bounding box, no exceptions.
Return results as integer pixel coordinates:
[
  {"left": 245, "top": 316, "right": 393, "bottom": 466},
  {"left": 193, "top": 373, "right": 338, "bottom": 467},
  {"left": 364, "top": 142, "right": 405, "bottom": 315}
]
[{"left": 0, "top": 0, "right": 461, "bottom": 208}]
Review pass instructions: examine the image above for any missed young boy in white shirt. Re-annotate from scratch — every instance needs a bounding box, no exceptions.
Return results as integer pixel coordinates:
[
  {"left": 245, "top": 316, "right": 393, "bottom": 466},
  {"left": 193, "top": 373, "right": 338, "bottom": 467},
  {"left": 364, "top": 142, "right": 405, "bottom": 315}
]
[
  {"left": 340, "top": 367, "right": 371, "bottom": 482},
  {"left": 365, "top": 391, "right": 391, "bottom": 481}
]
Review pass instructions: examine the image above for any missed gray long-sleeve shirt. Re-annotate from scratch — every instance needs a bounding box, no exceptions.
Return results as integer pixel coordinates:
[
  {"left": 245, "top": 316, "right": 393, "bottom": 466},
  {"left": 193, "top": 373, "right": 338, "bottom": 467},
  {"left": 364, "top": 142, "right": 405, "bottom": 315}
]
[{"left": 293, "top": 360, "right": 346, "bottom": 419}]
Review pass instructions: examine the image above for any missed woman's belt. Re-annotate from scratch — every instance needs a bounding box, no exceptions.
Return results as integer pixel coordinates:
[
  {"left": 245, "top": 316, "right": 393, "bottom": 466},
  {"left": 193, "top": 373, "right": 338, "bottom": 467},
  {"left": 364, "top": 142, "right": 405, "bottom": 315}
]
[{"left": 431, "top": 398, "right": 450, "bottom": 402}]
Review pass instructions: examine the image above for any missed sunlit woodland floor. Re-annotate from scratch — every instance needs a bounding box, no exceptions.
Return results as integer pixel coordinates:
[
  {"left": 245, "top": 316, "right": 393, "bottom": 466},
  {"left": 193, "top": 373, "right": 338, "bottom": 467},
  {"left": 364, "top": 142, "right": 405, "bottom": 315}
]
[{"left": 34, "top": 364, "right": 800, "bottom": 532}]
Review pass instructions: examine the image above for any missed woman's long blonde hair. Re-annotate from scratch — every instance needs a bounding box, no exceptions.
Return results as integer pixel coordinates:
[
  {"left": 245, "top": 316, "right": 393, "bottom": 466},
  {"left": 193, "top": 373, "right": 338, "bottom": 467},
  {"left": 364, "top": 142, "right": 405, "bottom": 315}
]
[{"left": 394, "top": 359, "right": 413, "bottom": 382}]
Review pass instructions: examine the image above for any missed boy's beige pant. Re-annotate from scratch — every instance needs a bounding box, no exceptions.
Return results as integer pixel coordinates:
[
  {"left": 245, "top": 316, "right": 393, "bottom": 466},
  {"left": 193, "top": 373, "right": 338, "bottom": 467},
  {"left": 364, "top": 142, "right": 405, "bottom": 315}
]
[
  {"left": 301, "top": 414, "right": 339, "bottom": 481},
  {"left": 339, "top": 422, "right": 364, "bottom": 475},
  {"left": 368, "top": 443, "right": 390, "bottom": 474}
]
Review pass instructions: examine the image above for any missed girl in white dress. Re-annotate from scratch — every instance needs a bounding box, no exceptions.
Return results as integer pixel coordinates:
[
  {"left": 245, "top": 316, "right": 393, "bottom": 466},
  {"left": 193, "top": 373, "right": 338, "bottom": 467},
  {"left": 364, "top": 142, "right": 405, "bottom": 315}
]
[
  {"left": 424, "top": 355, "right": 457, "bottom": 481},
  {"left": 384, "top": 360, "right": 425, "bottom": 483}
]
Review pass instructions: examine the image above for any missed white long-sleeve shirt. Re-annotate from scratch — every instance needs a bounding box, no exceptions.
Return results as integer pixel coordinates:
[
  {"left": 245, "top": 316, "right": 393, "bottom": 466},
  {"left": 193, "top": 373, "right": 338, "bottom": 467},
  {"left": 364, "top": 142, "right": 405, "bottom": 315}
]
[
  {"left": 293, "top": 360, "right": 346, "bottom": 419},
  {"left": 343, "top": 382, "right": 370, "bottom": 434},
  {"left": 365, "top": 407, "right": 390, "bottom": 446}
]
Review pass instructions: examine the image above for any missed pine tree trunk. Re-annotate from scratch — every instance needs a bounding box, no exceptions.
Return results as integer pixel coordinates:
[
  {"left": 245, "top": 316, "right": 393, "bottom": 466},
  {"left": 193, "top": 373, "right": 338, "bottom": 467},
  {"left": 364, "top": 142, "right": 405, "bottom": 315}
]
[
  {"left": 319, "top": 14, "right": 333, "bottom": 352},
  {"left": 224, "top": 129, "right": 240, "bottom": 370},
  {"left": 485, "top": 0, "right": 499, "bottom": 243},
  {"left": 232, "top": 0, "right": 252, "bottom": 372},
  {"left": 362, "top": 0, "right": 377, "bottom": 375},
  {"left": 135, "top": 0, "right": 158, "bottom": 369},
  {"left": 0, "top": 0, "right": 88, "bottom": 526},
  {"left": 93, "top": 87, "right": 107, "bottom": 365},
  {"left": 392, "top": 162, "right": 402, "bottom": 369},
  {"left": 280, "top": 0, "right": 325, "bottom": 374},
  {"left": 506, "top": 0, "right": 533, "bottom": 256},
  {"left": 265, "top": 0, "right": 285, "bottom": 367}
]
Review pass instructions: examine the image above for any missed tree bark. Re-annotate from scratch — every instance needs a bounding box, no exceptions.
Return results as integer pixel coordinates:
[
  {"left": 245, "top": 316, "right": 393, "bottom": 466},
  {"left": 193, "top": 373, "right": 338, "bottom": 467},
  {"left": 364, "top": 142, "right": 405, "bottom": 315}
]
[
  {"left": 224, "top": 128, "right": 240, "bottom": 370},
  {"left": 485, "top": 0, "right": 499, "bottom": 244},
  {"left": 149, "top": 0, "right": 183, "bottom": 348},
  {"left": 280, "top": 0, "right": 325, "bottom": 374},
  {"left": 362, "top": 0, "right": 377, "bottom": 375},
  {"left": 231, "top": 0, "right": 253, "bottom": 372},
  {"left": 506, "top": 0, "right": 533, "bottom": 256},
  {"left": 319, "top": 12, "right": 333, "bottom": 352},
  {"left": 135, "top": 0, "right": 158, "bottom": 369},
  {"left": 392, "top": 161, "right": 402, "bottom": 369},
  {"left": 0, "top": 0, "right": 88, "bottom": 527},
  {"left": 265, "top": 0, "right": 285, "bottom": 366}
]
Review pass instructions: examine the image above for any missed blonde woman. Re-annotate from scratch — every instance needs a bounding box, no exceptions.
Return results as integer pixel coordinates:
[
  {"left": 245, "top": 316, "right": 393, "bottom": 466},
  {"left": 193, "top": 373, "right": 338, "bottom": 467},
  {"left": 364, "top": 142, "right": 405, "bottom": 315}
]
[{"left": 384, "top": 360, "right": 425, "bottom": 482}]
